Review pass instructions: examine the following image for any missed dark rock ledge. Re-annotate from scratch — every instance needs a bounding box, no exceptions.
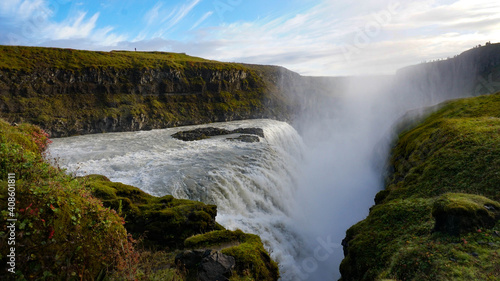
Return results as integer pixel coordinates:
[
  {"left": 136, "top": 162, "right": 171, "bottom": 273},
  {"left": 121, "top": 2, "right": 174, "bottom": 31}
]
[{"left": 171, "top": 127, "right": 264, "bottom": 141}]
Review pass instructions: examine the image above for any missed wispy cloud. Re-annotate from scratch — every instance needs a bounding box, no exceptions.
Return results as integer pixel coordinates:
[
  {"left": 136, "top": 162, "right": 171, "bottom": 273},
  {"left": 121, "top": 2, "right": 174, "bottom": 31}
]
[
  {"left": 190, "top": 11, "right": 213, "bottom": 30},
  {"left": 41, "top": 11, "right": 127, "bottom": 48},
  {"left": 144, "top": 2, "right": 163, "bottom": 25},
  {"left": 0, "top": 1, "right": 126, "bottom": 48},
  {"left": 142, "top": 0, "right": 201, "bottom": 37},
  {"left": 46, "top": 12, "right": 99, "bottom": 40},
  {"left": 164, "top": 0, "right": 500, "bottom": 75},
  {"left": 167, "top": 0, "right": 201, "bottom": 28},
  {"left": 0, "top": 0, "right": 48, "bottom": 20}
]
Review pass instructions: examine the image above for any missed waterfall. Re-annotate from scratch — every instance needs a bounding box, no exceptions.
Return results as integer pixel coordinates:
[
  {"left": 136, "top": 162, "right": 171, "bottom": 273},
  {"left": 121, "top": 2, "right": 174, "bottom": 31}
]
[
  {"left": 47, "top": 72, "right": 485, "bottom": 281},
  {"left": 48, "top": 119, "right": 307, "bottom": 279}
]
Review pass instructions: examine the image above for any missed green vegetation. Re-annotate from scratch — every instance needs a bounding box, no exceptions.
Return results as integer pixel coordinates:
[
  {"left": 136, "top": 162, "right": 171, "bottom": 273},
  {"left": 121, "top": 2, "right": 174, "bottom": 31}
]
[
  {"left": 0, "top": 46, "right": 292, "bottom": 137},
  {"left": 185, "top": 230, "right": 280, "bottom": 281},
  {"left": 0, "top": 118, "right": 279, "bottom": 280},
  {"left": 340, "top": 93, "right": 500, "bottom": 281},
  {"left": 0, "top": 119, "right": 136, "bottom": 279},
  {"left": 383, "top": 93, "right": 500, "bottom": 202},
  {"left": 0, "top": 46, "right": 213, "bottom": 70}
]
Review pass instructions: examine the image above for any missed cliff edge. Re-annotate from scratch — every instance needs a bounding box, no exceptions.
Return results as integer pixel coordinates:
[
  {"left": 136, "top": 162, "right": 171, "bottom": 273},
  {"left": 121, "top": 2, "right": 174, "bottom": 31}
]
[{"left": 0, "top": 46, "right": 302, "bottom": 137}]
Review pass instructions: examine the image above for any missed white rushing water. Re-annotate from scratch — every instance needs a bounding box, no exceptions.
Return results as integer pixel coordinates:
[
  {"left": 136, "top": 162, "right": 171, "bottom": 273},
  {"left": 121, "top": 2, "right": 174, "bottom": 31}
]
[{"left": 48, "top": 119, "right": 308, "bottom": 279}]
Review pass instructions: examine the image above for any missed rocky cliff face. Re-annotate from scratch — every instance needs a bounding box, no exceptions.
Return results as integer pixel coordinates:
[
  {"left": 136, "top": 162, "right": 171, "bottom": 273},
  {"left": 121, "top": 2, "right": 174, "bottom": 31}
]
[
  {"left": 0, "top": 47, "right": 305, "bottom": 137},
  {"left": 394, "top": 43, "right": 500, "bottom": 103},
  {"left": 1, "top": 44, "right": 499, "bottom": 139}
]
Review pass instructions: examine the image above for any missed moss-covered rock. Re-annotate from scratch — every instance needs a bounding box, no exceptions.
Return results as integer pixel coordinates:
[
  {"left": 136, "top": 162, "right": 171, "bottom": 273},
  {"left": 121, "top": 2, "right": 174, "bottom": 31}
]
[
  {"left": 340, "top": 198, "right": 435, "bottom": 280},
  {"left": 84, "top": 177, "right": 280, "bottom": 280},
  {"left": 432, "top": 193, "right": 500, "bottom": 236},
  {"left": 382, "top": 94, "right": 500, "bottom": 203},
  {"left": 184, "top": 229, "right": 280, "bottom": 281},
  {"left": 82, "top": 175, "right": 219, "bottom": 250},
  {"left": 340, "top": 93, "right": 500, "bottom": 281},
  {"left": 83, "top": 176, "right": 281, "bottom": 280}
]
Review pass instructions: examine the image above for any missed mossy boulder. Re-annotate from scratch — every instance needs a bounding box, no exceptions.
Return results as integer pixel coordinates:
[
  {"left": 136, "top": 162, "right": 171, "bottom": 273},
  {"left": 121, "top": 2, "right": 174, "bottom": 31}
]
[
  {"left": 432, "top": 193, "right": 500, "bottom": 236},
  {"left": 82, "top": 175, "right": 219, "bottom": 249},
  {"left": 184, "top": 230, "right": 280, "bottom": 281},
  {"left": 84, "top": 178, "right": 280, "bottom": 280}
]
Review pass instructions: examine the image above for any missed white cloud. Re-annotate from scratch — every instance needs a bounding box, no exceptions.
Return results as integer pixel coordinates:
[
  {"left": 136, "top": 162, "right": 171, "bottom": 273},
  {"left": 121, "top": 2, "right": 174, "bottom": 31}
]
[
  {"left": 1, "top": 0, "right": 499, "bottom": 76},
  {"left": 46, "top": 12, "right": 99, "bottom": 40},
  {"left": 18, "top": 0, "right": 47, "bottom": 19},
  {"left": 165, "top": 0, "right": 500, "bottom": 76},
  {"left": 168, "top": 0, "right": 201, "bottom": 27},
  {"left": 1, "top": 0, "right": 48, "bottom": 20},
  {"left": 0, "top": 0, "right": 126, "bottom": 48},
  {"left": 38, "top": 10, "right": 127, "bottom": 48}
]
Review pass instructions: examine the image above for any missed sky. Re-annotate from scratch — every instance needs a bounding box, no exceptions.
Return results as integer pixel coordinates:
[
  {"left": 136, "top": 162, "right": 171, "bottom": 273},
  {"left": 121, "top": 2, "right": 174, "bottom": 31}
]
[{"left": 1, "top": 0, "right": 499, "bottom": 76}]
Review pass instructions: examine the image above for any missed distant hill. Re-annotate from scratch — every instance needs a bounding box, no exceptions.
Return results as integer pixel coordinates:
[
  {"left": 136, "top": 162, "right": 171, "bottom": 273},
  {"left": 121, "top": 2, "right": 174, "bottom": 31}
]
[{"left": 395, "top": 43, "right": 500, "bottom": 100}]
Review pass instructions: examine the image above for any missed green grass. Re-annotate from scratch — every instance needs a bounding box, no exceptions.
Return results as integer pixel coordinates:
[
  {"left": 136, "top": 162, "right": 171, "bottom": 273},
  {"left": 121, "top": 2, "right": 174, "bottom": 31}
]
[
  {"left": 340, "top": 93, "right": 500, "bottom": 281},
  {"left": 184, "top": 229, "right": 247, "bottom": 249},
  {"left": 384, "top": 93, "right": 500, "bottom": 202},
  {"left": 0, "top": 46, "right": 217, "bottom": 71}
]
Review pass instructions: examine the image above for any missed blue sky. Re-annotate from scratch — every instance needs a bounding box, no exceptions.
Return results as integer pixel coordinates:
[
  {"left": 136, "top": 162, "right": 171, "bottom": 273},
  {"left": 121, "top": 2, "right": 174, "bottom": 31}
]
[{"left": 1, "top": 0, "right": 499, "bottom": 76}]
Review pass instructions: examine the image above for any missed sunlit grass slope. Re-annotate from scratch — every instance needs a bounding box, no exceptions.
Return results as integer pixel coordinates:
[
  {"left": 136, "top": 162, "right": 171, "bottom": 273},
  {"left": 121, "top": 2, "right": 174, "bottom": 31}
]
[{"left": 0, "top": 46, "right": 213, "bottom": 70}]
